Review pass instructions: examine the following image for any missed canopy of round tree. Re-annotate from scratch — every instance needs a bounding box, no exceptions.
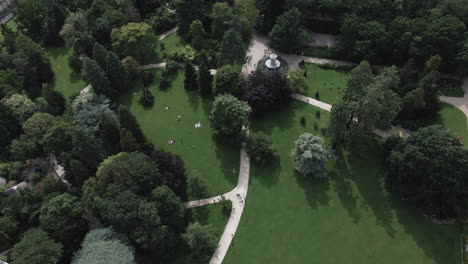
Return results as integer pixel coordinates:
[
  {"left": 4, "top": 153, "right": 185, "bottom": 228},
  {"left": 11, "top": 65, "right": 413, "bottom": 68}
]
[
  {"left": 72, "top": 228, "right": 136, "bottom": 264},
  {"left": 247, "top": 131, "right": 279, "bottom": 166},
  {"left": 386, "top": 125, "right": 468, "bottom": 218},
  {"left": 214, "top": 65, "right": 243, "bottom": 97},
  {"left": 10, "top": 228, "right": 63, "bottom": 264},
  {"left": 82, "top": 152, "right": 186, "bottom": 251},
  {"left": 182, "top": 222, "right": 218, "bottom": 263},
  {"left": 111, "top": 22, "right": 157, "bottom": 64},
  {"left": 219, "top": 29, "right": 244, "bottom": 65},
  {"left": 268, "top": 7, "right": 311, "bottom": 52},
  {"left": 210, "top": 94, "right": 251, "bottom": 139},
  {"left": 291, "top": 133, "right": 333, "bottom": 178},
  {"left": 242, "top": 71, "right": 293, "bottom": 114}
]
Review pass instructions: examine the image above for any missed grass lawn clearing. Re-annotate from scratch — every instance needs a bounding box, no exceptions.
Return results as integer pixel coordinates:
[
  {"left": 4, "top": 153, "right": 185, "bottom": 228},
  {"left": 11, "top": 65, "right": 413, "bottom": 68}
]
[
  {"left": 0, "top": 18, "right": 17, "bottom": 42},
  {"left": 432, "top": 102, "right": 468, "bottom": 147},
  {"left": 46, "top": 46, "right": 86, "bottom": 101},
  {"left": 224, "top": 100, "right": 459, "bottom": 264},
  {"left": 302, "top": 46, "right": 335, "bottom": 59},
  {"left": 119, "top": 69, "right": 239, "bottom": 198},
  {"left": 155, "top": 33, "right": 186, "bottom": 62},
  {"left": 301, "top": 63, "right": 349, "bottom": 105}
]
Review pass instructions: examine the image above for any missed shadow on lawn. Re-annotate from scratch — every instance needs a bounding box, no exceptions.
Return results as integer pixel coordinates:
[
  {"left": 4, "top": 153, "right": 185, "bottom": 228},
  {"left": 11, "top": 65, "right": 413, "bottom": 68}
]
[
  {"left": 213, "top": 136, "right": 241, "bottom": 186},
  {"left": 294, "top": 171, "right": 331, "bottom": 209},
  {"left": 251, "top": 157, "right": 281, "bottom": 188}
]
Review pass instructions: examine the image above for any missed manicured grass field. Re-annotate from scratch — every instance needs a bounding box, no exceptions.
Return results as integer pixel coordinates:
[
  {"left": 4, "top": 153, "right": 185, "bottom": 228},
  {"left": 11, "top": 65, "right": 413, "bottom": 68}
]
[
  {"left": 301, "top": 63, "right": 349, "bottom": 105},
  {"left": 223, "top": 100, "right": 459, "bottom": 264},
  {"left": 120, "top": 69, "right": 239, "bottom": 197},
  {"left": 433, "top": 102, "right": 468, "bottom": 147},
  {"left": 46, "top": 46, "right": 86, "bottom": 101},
  {"left": 302, "top": 46, "right": 335, "bottom": 59}
]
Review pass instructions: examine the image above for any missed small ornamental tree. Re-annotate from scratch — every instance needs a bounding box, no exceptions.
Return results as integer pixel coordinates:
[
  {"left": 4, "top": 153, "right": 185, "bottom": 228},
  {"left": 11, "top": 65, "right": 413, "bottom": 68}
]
[
  {"left": 139, "top": 88, "right": 155, "bottom": 107},
  {"left": 210, "top": 94, "right": 250, "bottom": 139},
  {"left": 291, "top": 133, "right": 333, "bottom": 178},
  {"left": 247, "top": 131, "right": 279, "bottom": 166}
]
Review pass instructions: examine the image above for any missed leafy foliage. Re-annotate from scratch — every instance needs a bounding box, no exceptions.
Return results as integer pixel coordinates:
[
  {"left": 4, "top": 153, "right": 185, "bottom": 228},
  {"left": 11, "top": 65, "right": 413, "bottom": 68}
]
[
  {"left": 247, "top": 131, "right": 278, "bottom": 166},
  {"left": 10, "top": 228, "right": 63, "bottom": 264},
  {"left": 291, "top": 133, "right": 333, "bottom": 178},
  {"left": 210, "top": 94, "right": 251, "bottom": 139}
]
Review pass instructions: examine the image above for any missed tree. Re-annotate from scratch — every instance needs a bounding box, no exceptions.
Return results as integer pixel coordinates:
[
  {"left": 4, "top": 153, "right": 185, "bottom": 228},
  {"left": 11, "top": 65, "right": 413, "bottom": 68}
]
[
  {"left": 10, "top": 228, "right": 63, "bottom": 264},
  {"left": 138, "top": 88, "right": 155, "bottom": 107},
  {"left": 82, "top": 152, "right": 185, "bottom": 251},
  {"left": 198, "top": 59, "right": 213, "bottom": 97},
  {"left": 98, "top": 114, "right": 121, "bottom": 155},
  {"left": 111, "top": 22, "right": 157, "bottom": 63},
  {"left": 16, "top": 0, "right": 65, "bottom": 44},
  {"left": 150, "top": 150, "right": 188, "bottom": 201},
  {"left": 242, "top": 71, "right": 293, "bottom": 113},
  {"left": 288, "top": 69, "right": 308, "bottom": 93},
  {"left": 188, "top": 20, "right": 207, "bottom": 51},
  {"left": 291, "top": 133, "right": 333, "bottom": 178},
  {"left": 72, "top": 93, "right": 116, "bottom": 133},
  {"left": 0, "top": 103, "right": 20, "bottom": 157},
  {"left": 122, "top": 56, "right": 141, "bottom": 80},
  {"left": 211, "top": 2, "right": 234, "bottom": 40},
  {"left": 174, "top": 0, "right": 209, "bottom": 35},
  {"left": 106, "top": 51, "right": 130, "bottom": 93},
  {"left": 187, "top": 172, "right": 208, "bottom": 198},
  {"left": 210, "top": 94, "right": 251, "bottom": 139},
  {"left": 42, "top": 84, "right": 65, "bottom": 115},
  {"left": 214, "top": 65, "right": 243, "bottom": 97},
  {"left": 93, "top": 42, "right": 108, "bottom": 69},
  {"left": 387, "top": 126, "right": 468, "bottom": 218},
  {"left": 219, "top": 29, "right": 244, "bottom": 65},
  {"left": 22, "top": 112, "right": 56, "bottom": 141},
  {"left": 9, "top": 135, "right": 41, "bottom": 161},
  {"left": 81, "top": 58, "right": 112, "bottom": 97},
  {"left": 59, "top": 12, "right": 95, "bottom": 54},
  {"left": 1, "top": 94, "right": 38, "bottom": 124},
  {"left": 247, "top": 131, "right": 278, "bottom": 166},
  {"left": 255, "top": 0, "right": 285, "bottom": 33},
  {"left": 119, "top": 128, "right": 141, "bottom": 152},
  {"left": 182, "top": 222, "right": 217, "bottom": 263},
  {"left": 118, "top": 105, "right": 148, "bottom": 148},
  {"left": 39, "top": 193, "right": 86, "bottom": 249},
  {"left": 184, "top": 63, "right": 198, "bottom": 91},
  {"left": 43, "top": 120, "right": 74, "bottom": 157},
  {"left": 269, "top": 8, "right": 311, "bottom": 52},
  {"left": 72, "top": 228, "right": 136, "bottom": 264}
]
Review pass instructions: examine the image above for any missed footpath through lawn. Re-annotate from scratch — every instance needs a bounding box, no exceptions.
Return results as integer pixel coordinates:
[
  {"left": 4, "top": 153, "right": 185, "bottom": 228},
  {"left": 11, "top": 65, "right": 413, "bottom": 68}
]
[
  {"left": 120, "top": 69, "right": 240, "bottom": 198},
  {"left": 223, "top": 100, "right": 459, "bottom": 264}
]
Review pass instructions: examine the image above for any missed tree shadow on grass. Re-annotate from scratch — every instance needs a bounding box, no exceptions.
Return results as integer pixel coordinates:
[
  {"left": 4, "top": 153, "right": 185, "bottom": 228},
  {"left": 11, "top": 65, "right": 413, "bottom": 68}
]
[
  {"left": 294, "top": 171, "right": 331, "bottom": 209},
  {"left": 251, "top": 157, "right": 281, "bottom": 188},
  {"left": 329, "top": 150, "right": 362, "bottom": 224},
  {"left": 344, "top": 139, "right": 397, "bottom": 237},
  {"left": 212, "top": 135, "right": 241, "bottom": 187}
]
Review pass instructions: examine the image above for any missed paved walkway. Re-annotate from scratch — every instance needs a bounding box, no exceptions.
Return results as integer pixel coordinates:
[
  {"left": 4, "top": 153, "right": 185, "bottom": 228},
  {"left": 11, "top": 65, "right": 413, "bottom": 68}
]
[
  {"left": 185, "top": 128, "right": 250, "bottom": 264},
  {"left": 309, "top": 33, "right": 337, "bottom": 47},
  {"left": 159, "top": 27, "right": 178, "bottom": 40}
]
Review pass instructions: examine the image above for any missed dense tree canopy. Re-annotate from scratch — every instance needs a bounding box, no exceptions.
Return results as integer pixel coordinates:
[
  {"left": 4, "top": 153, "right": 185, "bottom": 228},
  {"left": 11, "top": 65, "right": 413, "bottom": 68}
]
[
  {"left": 111, "top": 22, "right": 157, "bottom": 63},
  {"left": 386, "top": 126, "right": 468, "bottom": 218},
  {"left": 291, "top": 133, "right": 333, "bottom": 178},
  {"left": 10, "top": 228, "right": 63, "bottom": 264},
  {"left": 182, "top": 222, "right": 218, "bottom": 263},
  {"left": 210, "top": 94, "right": 251, "bottom": 139}
]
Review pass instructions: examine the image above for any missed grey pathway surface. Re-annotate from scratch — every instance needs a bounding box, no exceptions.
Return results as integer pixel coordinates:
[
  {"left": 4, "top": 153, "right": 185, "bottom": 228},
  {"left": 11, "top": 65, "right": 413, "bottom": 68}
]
[
  {"left": 309, "top": 33, "right": 337, "bottom": 47},
  {"left": 158, "top": 27, "right": 178, "bottom": 40}
]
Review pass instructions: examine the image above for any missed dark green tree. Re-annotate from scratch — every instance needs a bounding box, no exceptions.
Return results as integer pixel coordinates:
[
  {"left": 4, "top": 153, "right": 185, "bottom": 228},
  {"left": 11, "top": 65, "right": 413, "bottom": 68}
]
[
  {"left": 386, "top": 125, "right": 468, "bottom": 218},
  {"left": 214, "top": 65, "right": 243, "bottom": 97},
  {"left": 198, "top": 60, "right": 213, "bottom": 97},
  {"left": 106, "top": 51, "right": 130, "bottom": 93},
  {"left": 81, "top": 58, "right": 112, "bottom": 97},
  {"left": 111, "top": 22, "right": 157, "bottom": 63},
  {"left": 92, "top": 42, "right": 108, "bottom": 69},
  {"left": 268, "top": 8, "right": 311, "bottom": 52},
  {"left": 210, "top": 94, "right": 251, "bottom": 138},
  {"left": 219, "top": 29, "right": 244, "bottom": 65},
  {"left": 182, "top": 222, "right": 217, "bottom": 263},
  {"left": 42, "top": 84, "right": 65, "bottom": 115},
  {"left": 10, "top": 228, "right": 63, "bottom": 264},
  {"left": 188, "top": 20, "right": 207, "bottom": 51},
  {"left": 255, "top": 0, "right": 285, "bottom": 33},
  {"left": 247, "top": 131, "right": 279, "bottom": 166}
]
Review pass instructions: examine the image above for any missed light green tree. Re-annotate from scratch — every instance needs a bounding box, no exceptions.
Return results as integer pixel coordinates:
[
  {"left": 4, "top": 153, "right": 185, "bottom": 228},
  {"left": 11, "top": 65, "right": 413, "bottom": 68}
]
[{"left": 291, "top": 133, "right": 333, "bottom": 178}]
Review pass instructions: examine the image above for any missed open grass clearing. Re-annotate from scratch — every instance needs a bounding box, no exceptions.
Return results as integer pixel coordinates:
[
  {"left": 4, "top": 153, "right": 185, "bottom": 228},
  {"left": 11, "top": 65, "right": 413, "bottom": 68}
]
[
  {"left": 223, "top": 100, "right": 459, "bottom": 264},
  {"left": 119, "top": 69, "right": 239, "bottom": 198}
]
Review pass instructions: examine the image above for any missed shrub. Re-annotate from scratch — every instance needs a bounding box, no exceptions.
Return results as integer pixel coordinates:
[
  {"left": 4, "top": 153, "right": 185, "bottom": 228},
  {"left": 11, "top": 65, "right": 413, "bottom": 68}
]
[
  {"left": 168, "top": 45, "right": 196, "bottom": 63},
  {"left": 247, "top": 131, "right": 278, "bottom": 166},
  {"left": 316, "top": 110, "right": 321, "bottom": 118},
  {"left": 69, "top": 52, "right": 83, "bottom": 72},
  {"left": 159, "top": 69, "right": 171, "bottom": 90},
  {"left": 166, "top": 60, "right": 179, "bottom": 73},
  {"left": 300, "top": 116, "right": 306, "bottom": 127},
  {"left": 315, "top": 91, "right": 320, "bottom": 100},
  {"left": 139, "top": 88, "right": 155, "bottom": 107}
]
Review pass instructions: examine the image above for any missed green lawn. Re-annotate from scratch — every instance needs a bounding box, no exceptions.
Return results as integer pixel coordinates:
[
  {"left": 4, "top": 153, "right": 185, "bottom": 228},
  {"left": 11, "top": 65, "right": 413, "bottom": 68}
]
[
  {"left": 155, "top": 33, "right": 186, "bottom": 62},
  {"left": 46, "top": 46, "right": 86, "bottom": 101},
  {"left": 433, "top": 102, "right": 468, "bottom": 147},
  {"left": 302, "top": 46, "right": 335, "bottom": 59},
  {"left": 301, "top": 63, "right": 350, "bottom": 105},
  {"left": 0, "top": 18, "right": 17, "bottom": 42},
  {"left": 119, "top": 69, "right": 239, "bottom": 197},
  {"left": 223, "top": 100, "right": 459, "bottom": 264}
]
